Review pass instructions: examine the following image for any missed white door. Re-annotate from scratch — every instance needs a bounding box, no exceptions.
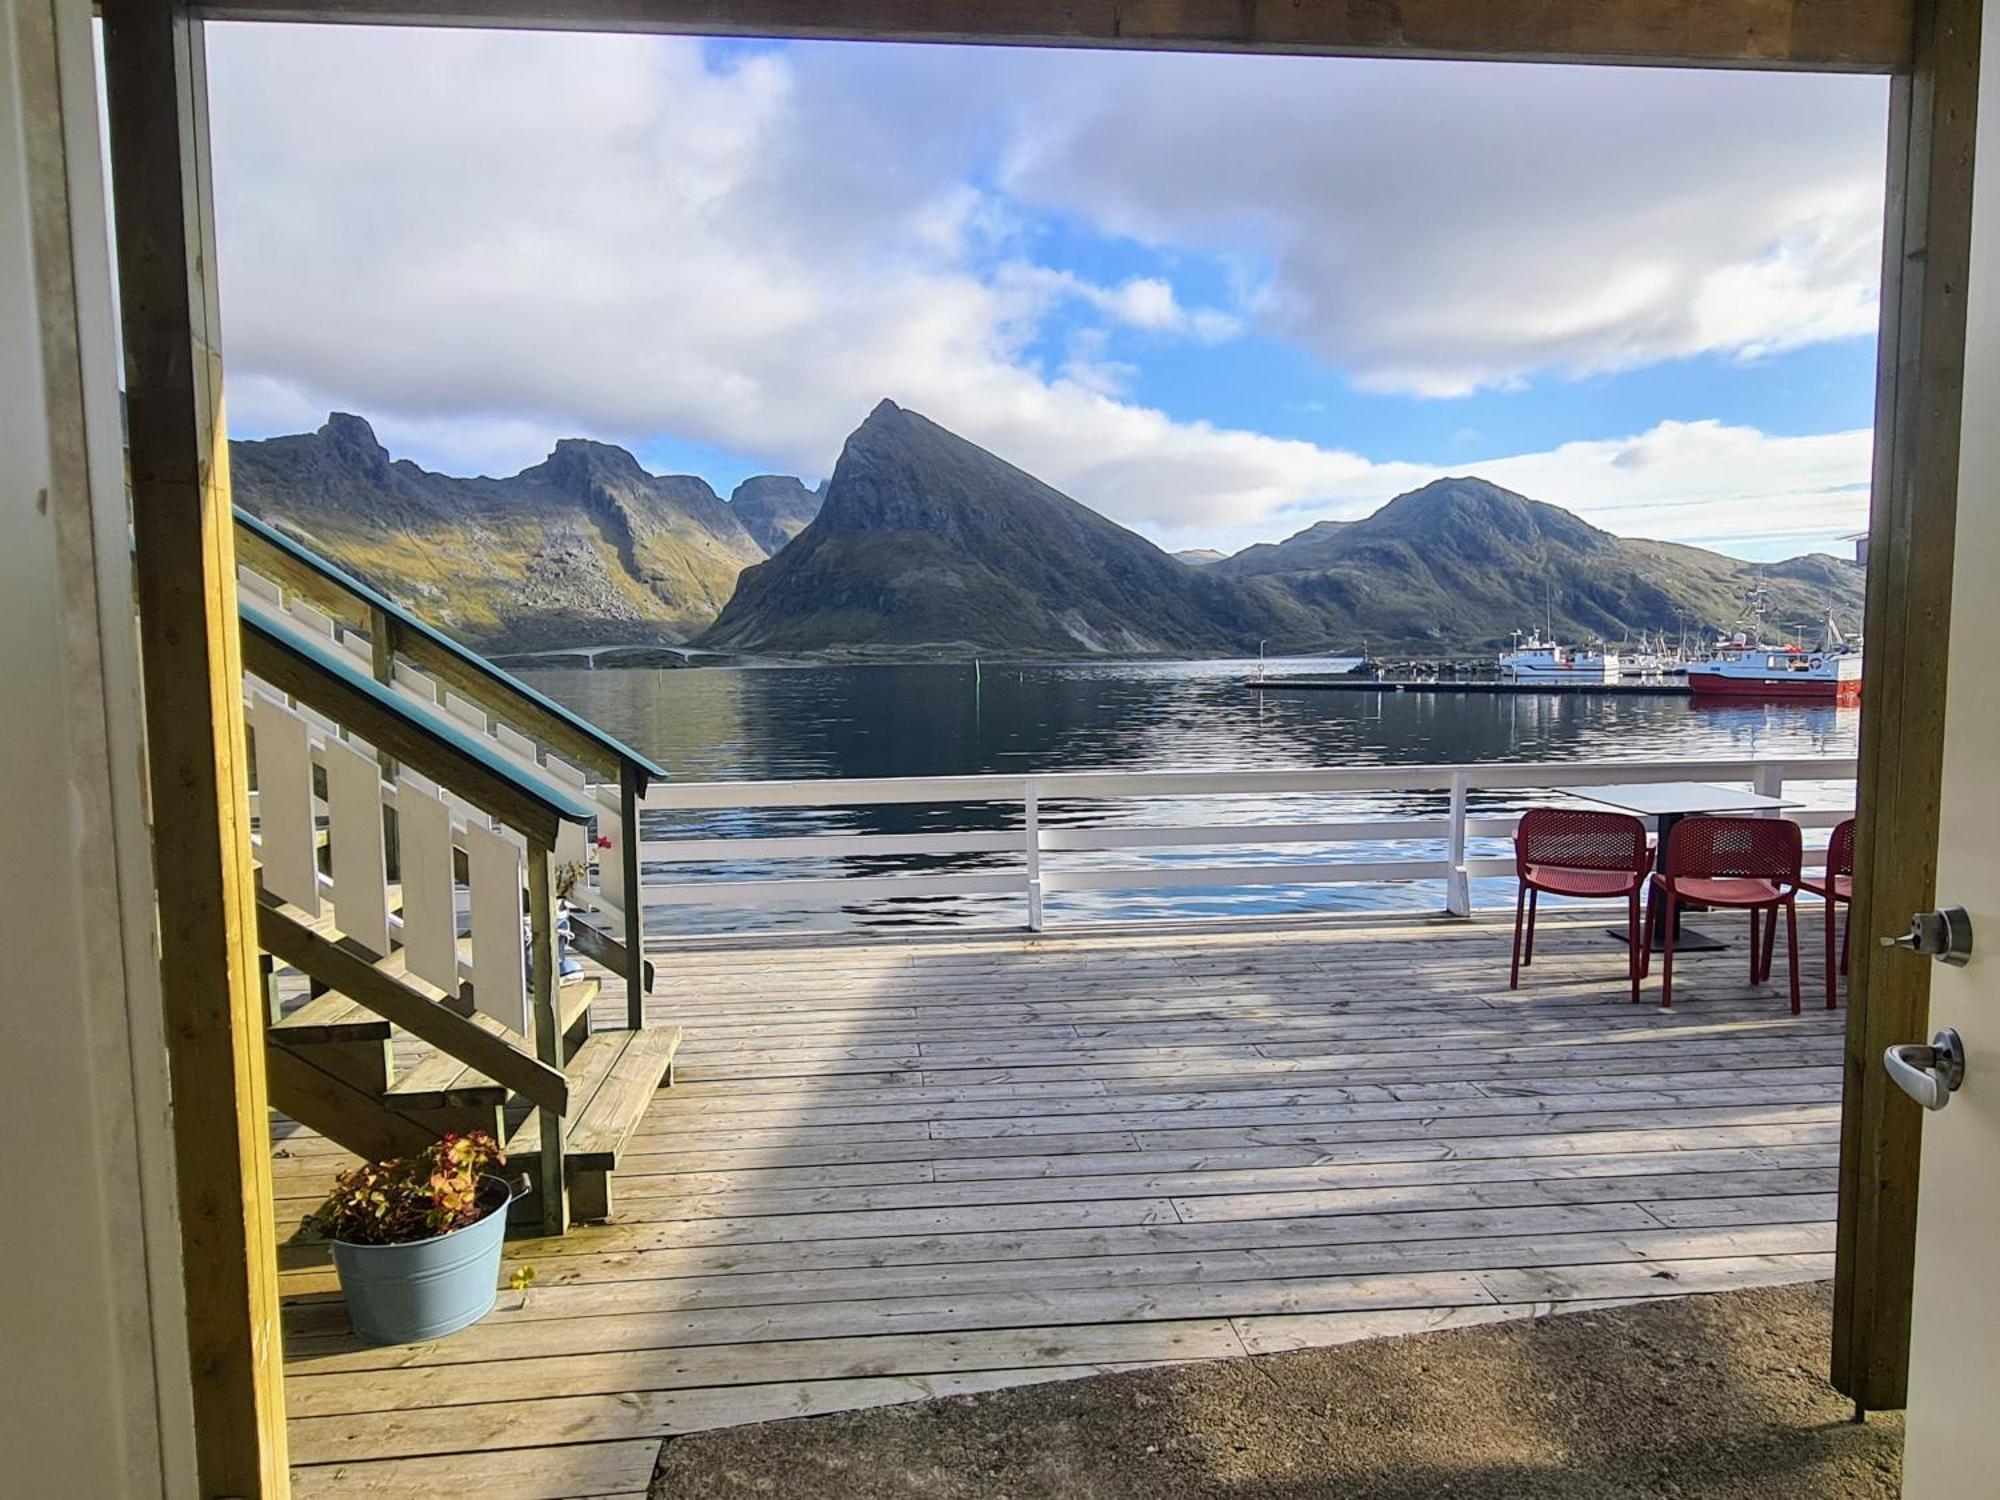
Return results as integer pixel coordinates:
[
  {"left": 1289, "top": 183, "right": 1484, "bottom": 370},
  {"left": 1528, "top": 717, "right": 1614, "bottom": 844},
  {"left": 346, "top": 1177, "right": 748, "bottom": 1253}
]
[{"left": 1901, "top": 6, "right": 2000, "bottom": 1491}]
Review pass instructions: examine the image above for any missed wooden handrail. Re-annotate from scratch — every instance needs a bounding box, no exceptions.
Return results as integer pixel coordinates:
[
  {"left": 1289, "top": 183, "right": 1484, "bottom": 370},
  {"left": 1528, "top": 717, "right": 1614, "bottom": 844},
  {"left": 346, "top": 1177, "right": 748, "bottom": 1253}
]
[
  {"left": 234, "top": 507, "right": 665, "bottom": 791},
  {"left": 240, "top": 596, "right": 592, "bottom": 848}
]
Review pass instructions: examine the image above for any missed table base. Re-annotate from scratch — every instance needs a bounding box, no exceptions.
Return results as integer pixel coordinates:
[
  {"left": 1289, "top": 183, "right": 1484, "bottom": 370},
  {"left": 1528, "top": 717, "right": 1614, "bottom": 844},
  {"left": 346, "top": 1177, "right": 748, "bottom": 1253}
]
[{"left": 1605, "top": 925, "right": 1729, "bottom": 955}]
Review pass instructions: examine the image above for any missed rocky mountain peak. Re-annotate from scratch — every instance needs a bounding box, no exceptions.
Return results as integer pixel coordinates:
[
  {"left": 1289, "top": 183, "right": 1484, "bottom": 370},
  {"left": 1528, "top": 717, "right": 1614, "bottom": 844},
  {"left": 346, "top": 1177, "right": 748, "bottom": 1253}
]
[
  {"left": 729, "top": 475, "right": 823, "bottom": 554},
  {"left": 533, "top": 437, "right": 653, "bottom": 493},
  {"left": 317, "top": 412, "right": 392, "bottom": 478}
]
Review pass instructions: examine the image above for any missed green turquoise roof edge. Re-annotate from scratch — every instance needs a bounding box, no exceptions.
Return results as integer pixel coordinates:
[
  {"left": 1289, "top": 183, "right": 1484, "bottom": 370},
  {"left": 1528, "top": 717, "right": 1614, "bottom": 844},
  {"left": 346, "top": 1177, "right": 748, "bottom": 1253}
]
[{"left": 233, "top": 505, "right": 668, "bottom": 789}]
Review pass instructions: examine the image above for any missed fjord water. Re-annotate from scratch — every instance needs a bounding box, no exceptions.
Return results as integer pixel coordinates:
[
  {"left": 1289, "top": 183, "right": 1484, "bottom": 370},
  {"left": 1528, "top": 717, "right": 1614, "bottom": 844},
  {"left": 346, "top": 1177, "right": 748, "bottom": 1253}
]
[{"left": 523, "top": 659, "right": 1858, "bottom": 931}]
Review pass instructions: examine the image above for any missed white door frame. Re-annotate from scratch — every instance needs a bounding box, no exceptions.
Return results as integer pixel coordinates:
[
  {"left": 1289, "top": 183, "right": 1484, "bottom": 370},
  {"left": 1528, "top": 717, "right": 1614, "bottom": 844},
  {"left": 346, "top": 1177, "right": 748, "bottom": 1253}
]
[{"left": 0, "top": 0, "right": 196, "bottom": 1491}]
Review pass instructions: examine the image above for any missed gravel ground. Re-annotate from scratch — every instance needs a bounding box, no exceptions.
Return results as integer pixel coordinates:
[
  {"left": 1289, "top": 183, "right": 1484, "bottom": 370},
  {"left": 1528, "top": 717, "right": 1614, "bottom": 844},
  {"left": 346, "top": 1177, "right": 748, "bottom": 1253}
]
[{"left": 650, "top": 1282, "right": 1902, "bottom": 1499}]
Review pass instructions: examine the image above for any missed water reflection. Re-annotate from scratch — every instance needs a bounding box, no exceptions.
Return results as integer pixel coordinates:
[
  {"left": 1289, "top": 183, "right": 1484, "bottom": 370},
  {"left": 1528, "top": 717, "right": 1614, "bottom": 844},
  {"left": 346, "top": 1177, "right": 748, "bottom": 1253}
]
[{"left": 524, "top": 660, "right": 1860, "bottom": 932}]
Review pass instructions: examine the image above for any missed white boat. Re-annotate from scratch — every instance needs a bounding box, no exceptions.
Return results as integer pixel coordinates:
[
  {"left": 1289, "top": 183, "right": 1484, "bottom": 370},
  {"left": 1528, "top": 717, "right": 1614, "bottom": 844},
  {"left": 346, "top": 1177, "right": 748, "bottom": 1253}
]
[
  {"left": 1497, "top": 631, "right": 1622, "bottom": 683},
  {"left": 1619, "top": 631, "right": 1684, "bottom": 676}
]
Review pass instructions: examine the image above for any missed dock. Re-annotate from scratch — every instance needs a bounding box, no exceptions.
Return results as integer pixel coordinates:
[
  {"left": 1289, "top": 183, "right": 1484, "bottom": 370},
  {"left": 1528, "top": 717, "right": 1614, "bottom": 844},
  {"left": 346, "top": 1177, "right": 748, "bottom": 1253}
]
[
  {"left": 1254, "top": 676, "right": 1692, "bottom": 697},
  {"left": 275, "top": 909, "right": 1840, "bottom": 1498}
]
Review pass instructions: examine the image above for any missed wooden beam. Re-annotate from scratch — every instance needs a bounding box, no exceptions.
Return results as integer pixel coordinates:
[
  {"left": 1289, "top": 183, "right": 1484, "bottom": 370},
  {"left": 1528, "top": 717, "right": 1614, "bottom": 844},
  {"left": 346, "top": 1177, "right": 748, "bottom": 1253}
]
[
  {"left": 1833, "top": 0, "right": 1979, "bottom": 1415},
  {"left": 185, "top": 0, "right": 1916, "bottom": 71},
  {"left": 620, "top": 763, "right": 646, "bottom": 1028},
  {"left": 98, "top": 0, "right": 290, "bottom": 1491},
  {"left": 528, "top": 845, "right": 568, "bottom": 1234}
]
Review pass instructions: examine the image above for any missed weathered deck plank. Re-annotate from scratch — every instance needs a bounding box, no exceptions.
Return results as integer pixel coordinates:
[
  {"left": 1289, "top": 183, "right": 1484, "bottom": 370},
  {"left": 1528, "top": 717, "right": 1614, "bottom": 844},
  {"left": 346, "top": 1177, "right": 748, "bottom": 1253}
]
[{"left": 278, "top": 908, "right": 1845, "bottom": 1497}]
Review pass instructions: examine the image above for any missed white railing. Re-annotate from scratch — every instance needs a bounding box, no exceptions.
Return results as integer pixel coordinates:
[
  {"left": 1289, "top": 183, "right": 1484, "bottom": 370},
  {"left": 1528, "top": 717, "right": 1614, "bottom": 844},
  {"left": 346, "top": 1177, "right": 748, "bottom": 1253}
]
[
  {"left": 245, "top": 682, "right": 541, "bottom": 1034},
  {"left": 238, "top": 564, "right": 632, "bottom": 945},
  {"left": 637, "top": 756, "right": 1857, "bottom": 932}
]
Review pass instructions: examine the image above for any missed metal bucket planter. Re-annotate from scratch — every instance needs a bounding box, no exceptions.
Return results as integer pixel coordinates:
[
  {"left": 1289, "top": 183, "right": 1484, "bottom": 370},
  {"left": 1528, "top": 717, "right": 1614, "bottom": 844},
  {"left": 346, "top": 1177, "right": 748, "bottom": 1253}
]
[{"left": 328, "top": 1176, "right": 520, "bottom": 1345}]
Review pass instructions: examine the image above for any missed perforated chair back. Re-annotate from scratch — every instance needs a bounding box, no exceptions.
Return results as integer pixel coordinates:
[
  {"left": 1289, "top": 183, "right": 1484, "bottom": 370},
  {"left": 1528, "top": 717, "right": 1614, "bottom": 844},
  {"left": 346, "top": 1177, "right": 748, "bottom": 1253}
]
[
  {"left": 1514, "top": 808, "right": 1650, "bottom": 877},
  {"left": 1825, "top": 818, "right": 1856, "bottom": 880},
  {"left": 1662, "top": 816, "right": 1802, "bottom": 886}
]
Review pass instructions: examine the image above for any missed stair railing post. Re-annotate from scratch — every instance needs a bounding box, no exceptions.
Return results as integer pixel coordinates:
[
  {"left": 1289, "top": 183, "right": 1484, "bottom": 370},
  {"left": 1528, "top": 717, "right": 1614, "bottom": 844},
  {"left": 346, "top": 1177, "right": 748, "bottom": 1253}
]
[
  {"left": 526, "top": 843, "right": 566, "bottom": 1234},
  {"left": 366, "top": 604, "right": 401, "bottom": 878},
  {"left": 1025, "top": 779, "right": 1044, "bottom": 933},
  {"left": 1445, "top": 769, "right": 1472, "bottom": 917},
  {"left": 620, "top": 763, "right": 645, "bottom": 1029}
]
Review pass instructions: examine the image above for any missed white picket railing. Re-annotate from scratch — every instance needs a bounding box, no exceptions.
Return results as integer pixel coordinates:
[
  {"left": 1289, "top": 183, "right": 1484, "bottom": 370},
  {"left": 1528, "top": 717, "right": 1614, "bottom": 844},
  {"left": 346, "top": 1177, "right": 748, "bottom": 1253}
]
[
  {"left": 238, "top": 562, "right": 634, "bottom": 954},
  {"left": 638, "top": 756, "right": 1857, "bottom": 931},
  {"left": 244, "top": 682, "right": 538, "bottom": 1033}
]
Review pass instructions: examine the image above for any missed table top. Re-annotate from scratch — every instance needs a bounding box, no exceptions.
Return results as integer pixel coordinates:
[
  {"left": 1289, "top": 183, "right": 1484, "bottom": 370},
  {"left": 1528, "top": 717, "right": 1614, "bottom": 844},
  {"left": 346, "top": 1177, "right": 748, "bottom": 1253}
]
[{"left": 1575, "top": 781, "right": 1797, "bottom": 817}]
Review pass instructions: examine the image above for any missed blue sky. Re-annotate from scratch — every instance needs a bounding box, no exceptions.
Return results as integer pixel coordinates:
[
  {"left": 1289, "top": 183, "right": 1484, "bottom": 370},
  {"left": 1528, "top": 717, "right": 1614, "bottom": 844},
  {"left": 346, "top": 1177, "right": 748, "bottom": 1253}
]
[{"left": 209, "top": 29, "right": 1888, "bottom": 560}]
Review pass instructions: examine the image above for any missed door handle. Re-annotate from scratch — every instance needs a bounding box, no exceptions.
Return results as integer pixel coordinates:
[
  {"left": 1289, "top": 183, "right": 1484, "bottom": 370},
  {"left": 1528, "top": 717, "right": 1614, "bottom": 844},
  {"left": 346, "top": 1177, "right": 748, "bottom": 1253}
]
[
  {"left": 1881, "top": 906, "right": 1974, "bottom": 967},
  {"left": 1884, "top": 1029, "right": 1966, "bottom": 1111}
]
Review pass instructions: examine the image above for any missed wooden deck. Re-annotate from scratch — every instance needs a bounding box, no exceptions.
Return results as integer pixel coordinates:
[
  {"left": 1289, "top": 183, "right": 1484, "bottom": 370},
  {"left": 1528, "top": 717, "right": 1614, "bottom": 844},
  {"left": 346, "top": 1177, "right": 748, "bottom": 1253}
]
[{"left": 272, "top": 907, "right": 1846, "bottom": 1498}]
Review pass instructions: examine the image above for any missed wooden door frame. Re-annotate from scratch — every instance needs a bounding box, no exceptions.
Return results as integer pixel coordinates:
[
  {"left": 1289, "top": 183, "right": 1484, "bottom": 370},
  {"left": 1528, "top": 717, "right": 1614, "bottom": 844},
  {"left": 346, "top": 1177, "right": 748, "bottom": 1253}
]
[
  {"left": 1838, "top": 0, "right": 1980, "bottom": 1415},
  {"left": 97, "top": 0, "right": 1963, "bottom": 1488}
]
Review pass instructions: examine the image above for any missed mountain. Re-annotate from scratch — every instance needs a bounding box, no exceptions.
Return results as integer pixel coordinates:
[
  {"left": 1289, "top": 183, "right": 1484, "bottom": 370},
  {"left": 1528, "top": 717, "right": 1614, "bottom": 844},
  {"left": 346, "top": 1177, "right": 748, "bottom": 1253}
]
[
  {"left": 1215, "top": 476, "right": 1866, "bottom": 652},
  {"left": 229, "top": 415, "right": 784, "bottom": 651},
  {"left": 1174, "top": 548, "right": 1228, "bottom": 566},
  {"left": 699, "top": 401, "right": 1289, "bottom": 655},
  {"left": 729, "top": 475, "right": 824, "bottom": 553},
  {"left": 233, "top": 410, "right": 1865, "bottom": 662}
]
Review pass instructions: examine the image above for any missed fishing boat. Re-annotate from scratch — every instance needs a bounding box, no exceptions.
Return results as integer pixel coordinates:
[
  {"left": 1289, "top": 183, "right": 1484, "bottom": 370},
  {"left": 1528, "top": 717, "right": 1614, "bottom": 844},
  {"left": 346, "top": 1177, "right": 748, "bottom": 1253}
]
[
  {"left": 1619, "top": 630, "right": 1684, "bottom": 677},
  {"left": 1497, "top": 631, "right": 1622, "bottom": 683},
  {"left": 1686, "top": 605, "right": 1862, "bottom": 703}
]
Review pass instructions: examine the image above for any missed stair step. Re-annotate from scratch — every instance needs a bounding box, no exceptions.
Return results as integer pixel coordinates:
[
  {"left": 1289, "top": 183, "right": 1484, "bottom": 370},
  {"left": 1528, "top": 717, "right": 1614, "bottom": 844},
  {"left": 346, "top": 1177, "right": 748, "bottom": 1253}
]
[
  {"left": 504, "top": 1023, "right": 679, "bottom": 1166},
  {"left": 567, "top": 1026, "right": 681, "bottom": 1169},
  {"left": 388, "top": 1043, "right": 510, "bottom": 1109},
  {"left": 559, "top": 974, "right": 600, "bottom": 1035},
  {"left": 270, "top": 989, "right": 391, "bottom": 1044},
  {"left": 388, "top": 978, "right": 599, "bottom": 1108}
]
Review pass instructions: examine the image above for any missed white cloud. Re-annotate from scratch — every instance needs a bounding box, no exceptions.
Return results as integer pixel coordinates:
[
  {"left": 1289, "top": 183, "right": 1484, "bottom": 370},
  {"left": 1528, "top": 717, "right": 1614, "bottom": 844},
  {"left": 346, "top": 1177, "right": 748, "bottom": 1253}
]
[
  {"left": 998, "top": 54, "right": 1888, "bottom": 397},
  {"left": 986, "top": 262, "right": 1242, "bottom": 342},
  {"left": 204, "top": 27, "right": 1879, "bottom": 561}
]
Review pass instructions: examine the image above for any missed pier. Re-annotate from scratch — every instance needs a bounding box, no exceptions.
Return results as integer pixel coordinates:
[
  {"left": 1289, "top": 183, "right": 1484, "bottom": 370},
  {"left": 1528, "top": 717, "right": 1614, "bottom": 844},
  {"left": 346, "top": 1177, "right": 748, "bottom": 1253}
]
[{"left": 1253, "top": 676, "right": 1693, "bottom": 697}]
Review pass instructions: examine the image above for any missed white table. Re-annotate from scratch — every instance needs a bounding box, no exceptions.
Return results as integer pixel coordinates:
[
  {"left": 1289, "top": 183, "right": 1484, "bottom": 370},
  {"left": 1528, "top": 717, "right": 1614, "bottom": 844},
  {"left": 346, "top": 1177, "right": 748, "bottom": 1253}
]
[{"left": 1574, "top": 782, "right": 1797, "bottom": 952}]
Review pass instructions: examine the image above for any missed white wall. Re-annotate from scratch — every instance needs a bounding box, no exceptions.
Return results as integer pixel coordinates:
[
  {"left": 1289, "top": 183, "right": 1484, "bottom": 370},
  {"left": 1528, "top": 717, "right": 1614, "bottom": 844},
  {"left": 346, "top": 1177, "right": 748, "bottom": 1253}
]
[{"left": 0, "top": 0, "right": 195, "bottom": 1492}]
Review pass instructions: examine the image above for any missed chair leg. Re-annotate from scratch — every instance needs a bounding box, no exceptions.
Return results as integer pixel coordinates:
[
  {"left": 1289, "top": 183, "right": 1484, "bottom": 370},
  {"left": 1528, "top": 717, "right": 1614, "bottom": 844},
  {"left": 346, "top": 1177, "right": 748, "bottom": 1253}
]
[
  {"left": 1639, "top": 883, "right": 1656, "bottom": 979},
  {"left": 1627, "top": 888, "right": 1642, "bottom": 1005},
  {"left": 1761, "top": 903, "right": 1779, "bottom": 985},
  {"left": 1840, "top": 902, "right": 1851, "bottom": 976},
  {"left": 1523, "top": 888, "right": 1538, "bottom": 966},
  {"left": 1510, "top": 882, "right": 1526, "bottom": 990},
  {"left": 1825, "top": 894, "right": 1838, "bottom": 1010},
  {"left": 1785, "top": 899, "right": 1802, "bottom": 1015},
  {"left": 1748, "top": 909, "right": 1762, "bottom": 982},
  {"left": 1660, "top": 892, "right": 1678, "bottom": 1009}
]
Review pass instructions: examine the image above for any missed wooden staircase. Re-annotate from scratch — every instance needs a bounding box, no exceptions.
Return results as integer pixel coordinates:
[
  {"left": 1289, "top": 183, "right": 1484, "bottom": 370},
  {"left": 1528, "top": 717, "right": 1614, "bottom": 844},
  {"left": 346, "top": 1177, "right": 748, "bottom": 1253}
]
[{"left": 236, "top": 507, "right": 677, "bottom": 1233}]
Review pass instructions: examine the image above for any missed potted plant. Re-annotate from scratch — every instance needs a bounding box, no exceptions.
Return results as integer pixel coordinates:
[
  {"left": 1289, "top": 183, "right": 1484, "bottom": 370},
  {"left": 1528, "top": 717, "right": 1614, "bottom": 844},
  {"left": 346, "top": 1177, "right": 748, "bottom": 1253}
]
[{"left": 305, "top": 1131, "right": 522, "bottom": 1345}]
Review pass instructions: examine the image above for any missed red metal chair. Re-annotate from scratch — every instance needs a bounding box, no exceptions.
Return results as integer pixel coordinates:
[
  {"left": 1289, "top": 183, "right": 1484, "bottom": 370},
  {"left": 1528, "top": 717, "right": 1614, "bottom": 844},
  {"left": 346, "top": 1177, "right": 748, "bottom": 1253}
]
[
  {"left": 1798, "top": 818, "right": 1855, "bottom": 1010},
  {"left": 1645, "top": 817, "right": 1804, "bottom": 1013},
  {"left": 1511, "top": 808, "right": 1652, "bottom": 1003}
]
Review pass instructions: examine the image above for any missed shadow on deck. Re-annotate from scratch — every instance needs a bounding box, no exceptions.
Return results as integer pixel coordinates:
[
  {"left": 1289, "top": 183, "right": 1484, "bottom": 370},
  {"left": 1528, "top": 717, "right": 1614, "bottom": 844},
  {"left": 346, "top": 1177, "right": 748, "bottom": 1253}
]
[{"left": 272, "top": 906, "right": 1845, "bottom": 1499}]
